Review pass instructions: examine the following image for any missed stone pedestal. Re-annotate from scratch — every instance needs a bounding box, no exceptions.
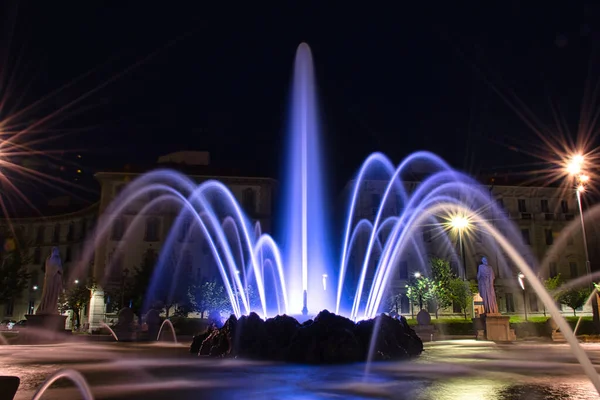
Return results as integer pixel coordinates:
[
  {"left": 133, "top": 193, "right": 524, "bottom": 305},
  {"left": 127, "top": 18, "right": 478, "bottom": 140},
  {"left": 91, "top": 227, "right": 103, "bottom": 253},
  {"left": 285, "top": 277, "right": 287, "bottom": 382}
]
[
  {"left": 547, "top": 317, "right": 566, "bottom": 342},
  {"left": 23, "top": 314, "right": 68, "bottom": 343},
  {"left": 88, "top": 289, "right": 105, "bottom": 333},
  {"left": 414, "top": 309, "right": 435, "bottom": 342},
  {"left": 481, "top": 313, "right": 516, "bottom": 342}
]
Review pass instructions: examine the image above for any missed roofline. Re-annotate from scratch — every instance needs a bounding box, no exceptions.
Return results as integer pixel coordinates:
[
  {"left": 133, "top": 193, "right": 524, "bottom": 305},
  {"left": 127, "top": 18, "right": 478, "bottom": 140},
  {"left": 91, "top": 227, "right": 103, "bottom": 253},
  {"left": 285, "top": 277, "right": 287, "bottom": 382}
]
[
  {"left": 94, "top": 171, "right": 278, "bottom": 183},
  {"left": 0, "top": 202, "right": 99, "bottom": 223}
]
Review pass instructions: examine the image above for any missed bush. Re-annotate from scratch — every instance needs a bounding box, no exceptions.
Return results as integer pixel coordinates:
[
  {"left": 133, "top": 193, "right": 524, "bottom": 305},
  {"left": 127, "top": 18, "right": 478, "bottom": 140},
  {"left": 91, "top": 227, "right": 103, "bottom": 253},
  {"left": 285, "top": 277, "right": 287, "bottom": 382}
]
[{"left": 169, "top": 317, "right": 210, "bottom": 336}]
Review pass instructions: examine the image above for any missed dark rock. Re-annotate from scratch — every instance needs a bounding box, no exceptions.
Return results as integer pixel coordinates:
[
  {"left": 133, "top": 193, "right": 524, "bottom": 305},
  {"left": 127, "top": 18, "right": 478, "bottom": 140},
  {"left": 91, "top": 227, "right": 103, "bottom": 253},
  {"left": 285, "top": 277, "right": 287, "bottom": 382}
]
[
  {"left": 190, "top": 325, "right": 217, "bottom": 354},
  {"left": 0, "top": 376, "right": 20, "bottom": 400},
  {"left": 193, "top": 310, "right": 423, "bottom": 364}
]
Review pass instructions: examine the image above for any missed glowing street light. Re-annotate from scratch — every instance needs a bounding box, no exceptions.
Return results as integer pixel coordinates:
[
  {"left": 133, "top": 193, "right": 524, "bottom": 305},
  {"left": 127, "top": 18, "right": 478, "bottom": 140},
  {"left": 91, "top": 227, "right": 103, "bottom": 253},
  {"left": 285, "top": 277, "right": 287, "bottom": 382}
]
[
  {"left": 413, "top": 271, "right": 422, "bottom": 279},
  {"left": 517, "top": 272, "right": 527, "bottom": 321},
  {"left": 563, "top": 151, "right": 597, "bottom": 329},
  {"left": 449, "top": 213, "right": 471, "bottom": 281},
  {"left": 74, "top": 279, "right": 79, "bottom": 284}
]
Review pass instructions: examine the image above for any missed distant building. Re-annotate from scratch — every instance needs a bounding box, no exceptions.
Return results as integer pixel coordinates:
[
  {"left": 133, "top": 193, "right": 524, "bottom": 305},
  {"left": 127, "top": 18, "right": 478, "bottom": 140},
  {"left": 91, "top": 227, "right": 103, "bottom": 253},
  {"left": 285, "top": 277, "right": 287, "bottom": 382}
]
[
  {"left": 342, "top": 175, "right": 590, "bottom": 317},
  {"left": 0, "top": 198, "right": 98, "bottom": 323},
  {"left": 87, "top": 151, "right": 277, "bottom": 331}
]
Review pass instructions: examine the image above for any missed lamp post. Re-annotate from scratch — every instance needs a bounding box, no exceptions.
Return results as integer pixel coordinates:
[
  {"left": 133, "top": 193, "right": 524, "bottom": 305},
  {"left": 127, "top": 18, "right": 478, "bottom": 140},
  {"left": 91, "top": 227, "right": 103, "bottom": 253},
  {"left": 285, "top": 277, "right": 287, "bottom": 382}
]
[
  {"left": 566, "top": 154, "right": 599, "bottom": 331},
  {"left": 450, "top": 214, "right": 470, "bottom": 281},
  {"left": 518, "top": 272, "right": 527, "bottom": 321}
]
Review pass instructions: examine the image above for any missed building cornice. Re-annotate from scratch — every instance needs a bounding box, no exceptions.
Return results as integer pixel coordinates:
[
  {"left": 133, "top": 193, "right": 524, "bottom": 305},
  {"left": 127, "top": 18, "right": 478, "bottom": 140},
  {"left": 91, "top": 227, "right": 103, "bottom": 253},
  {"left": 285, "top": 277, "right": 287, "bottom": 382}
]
[{"left": 0, "top": 202, "right": 99, "bottom": 224}]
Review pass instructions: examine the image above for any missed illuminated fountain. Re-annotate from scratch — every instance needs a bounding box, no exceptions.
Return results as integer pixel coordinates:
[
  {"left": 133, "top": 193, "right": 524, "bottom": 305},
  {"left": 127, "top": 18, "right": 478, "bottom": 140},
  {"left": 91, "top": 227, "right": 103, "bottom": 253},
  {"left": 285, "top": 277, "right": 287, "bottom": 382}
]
[{"left": 63, "top": 42, "right": 600, "bottom": 386}]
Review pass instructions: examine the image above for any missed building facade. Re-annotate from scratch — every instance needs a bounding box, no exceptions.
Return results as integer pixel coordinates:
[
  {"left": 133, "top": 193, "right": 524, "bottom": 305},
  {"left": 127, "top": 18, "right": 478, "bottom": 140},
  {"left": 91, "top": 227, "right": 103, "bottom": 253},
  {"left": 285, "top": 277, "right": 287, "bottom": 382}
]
[
  {"left": 343, "top": 178, "right": 590, "bottom": 317},
  {"left": 87, "top": 153, "right": 277, "bottom": 331},
  {"left": 0, "top": 200, "right": 98, "bottom": 323}
]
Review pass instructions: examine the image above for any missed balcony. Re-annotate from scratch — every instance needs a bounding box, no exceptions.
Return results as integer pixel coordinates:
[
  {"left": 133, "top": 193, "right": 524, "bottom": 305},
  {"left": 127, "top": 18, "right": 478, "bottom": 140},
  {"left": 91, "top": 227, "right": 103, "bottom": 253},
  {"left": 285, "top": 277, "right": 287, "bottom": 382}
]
[{"left": 544, "top": 213, "right": 555, "bottom": 221}]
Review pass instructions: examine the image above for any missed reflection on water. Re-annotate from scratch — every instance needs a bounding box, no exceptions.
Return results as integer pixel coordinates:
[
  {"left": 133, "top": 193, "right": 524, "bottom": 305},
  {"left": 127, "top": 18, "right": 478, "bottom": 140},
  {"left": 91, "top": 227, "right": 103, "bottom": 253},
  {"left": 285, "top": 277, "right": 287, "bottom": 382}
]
[{"left": 1, "top": 340, "right": 598, "bottom": 399}]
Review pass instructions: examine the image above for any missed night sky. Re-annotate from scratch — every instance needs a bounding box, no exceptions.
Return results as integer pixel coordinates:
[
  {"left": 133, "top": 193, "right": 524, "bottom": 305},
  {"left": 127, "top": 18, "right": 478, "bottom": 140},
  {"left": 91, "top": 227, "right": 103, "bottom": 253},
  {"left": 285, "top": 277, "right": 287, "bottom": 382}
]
[{"left": 3, "top": 2, "right": 600, "bottom": 201}]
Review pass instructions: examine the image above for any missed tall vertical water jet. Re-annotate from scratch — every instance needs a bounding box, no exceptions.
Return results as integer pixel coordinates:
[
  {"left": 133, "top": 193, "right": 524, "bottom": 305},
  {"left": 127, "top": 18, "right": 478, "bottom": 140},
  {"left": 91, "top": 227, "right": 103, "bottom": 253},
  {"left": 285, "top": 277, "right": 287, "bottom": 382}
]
[{"left": 282, "top": 43, "right": 333, "bottom": 314}]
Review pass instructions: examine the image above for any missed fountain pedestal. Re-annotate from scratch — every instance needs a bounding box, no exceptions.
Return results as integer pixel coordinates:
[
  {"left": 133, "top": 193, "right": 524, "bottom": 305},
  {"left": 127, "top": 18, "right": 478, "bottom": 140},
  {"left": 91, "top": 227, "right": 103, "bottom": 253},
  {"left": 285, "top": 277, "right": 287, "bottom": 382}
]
[
  {"left": 24, "top": 314, "right": 68, "bottom": 343},
  {"left": 478, "top": 313, "right": 515, "bottom": 342}
]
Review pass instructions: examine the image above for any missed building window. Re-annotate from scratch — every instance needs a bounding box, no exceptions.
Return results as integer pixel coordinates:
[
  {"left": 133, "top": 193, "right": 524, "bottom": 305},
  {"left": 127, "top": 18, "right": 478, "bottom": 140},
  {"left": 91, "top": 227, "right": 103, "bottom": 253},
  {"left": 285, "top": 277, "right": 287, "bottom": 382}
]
[
  {"left": 5, "top": 299, "right": 14, "bottom": 316},
  {"left": 567, "top": 235, "right": 574, "bottom": 246},
  {"left": 66, "top": 223, "right": 74, "bottom": 241},
  {"left": 521, "top": 229, "right": 530, "bottom": 245},
  {"left": 202, "top": 240, "right": 210, "bottom": 256},
  {"left": 178, "top": 217, "right": 192, "bottom": 242},
  {"left": 398, "top": 260, "right": 408, "bottom": 280},
  {"left": 400, "top": 294, "right": 410, "bottom": 314},
  {"left": 453, "top": 300, "right": 462, "bottom": 313},
  {"left": 182, "top": 250, "right": 193, "bottom": 276},
  {"left": 242, "top": 188, "right": 256, "bottom": 214},
  {"left": 371, "top": 193, "right": 381, "bottom": 216},
  {"left": 33, "top": 247, "right": 41, "bottom": 264},
  {"left": 517, "top": 199, "right": 527, "bottom": 213},
  {"left": 52, "top": 224, "right": 61, "bottom": 243},
  {"left": 36, "top": 226, "right": 45, "bottom": 245},
  {"left": 545, "top": 229, "right": 553, "bottom": 246},
  {"left": 496, "top": 198, "right": 504, "bottom": 209},
  {"left": 196, "top": 268, "right": 202, "bottom": 282},
  {"left": 422, "top": 229, "right": 431, "bottom": 243},
  {"left": 549, "top": 262, "right": 558, "bottom": 278},
  {"left": 111, "top": 218, "right": 125, "bottom": 241},
  {"left": 569, "top": 262, "right": 578, "bottom": 278},
  {"left": 529, "top": 293, "right": 539, "bottom": 312},
  {"left": 144, "top": 217, "right": 160, "bottom": 242},
  {"left": 505, "top": 293, "right": 515, "bottom": 313},
  {"left": 80, "top": 220, "right": 87, "bottom": 239},
  {"left": 28, "top": 299, "right": 35, "bottom": 315},
  {"left": 540, "top": 199, "right": 549, "bottom": 213},
  {"left": 473, "top": 230, "right": 482, "bottom": 243},
  {"left": 561, "top": 200, "right": 569, "bottom": 214},
  {"left": 115, "top": 184, "right": 125, "bottom": 197},
  {"left": 65, "top": 246, "right": 72, "bottom": 263}
]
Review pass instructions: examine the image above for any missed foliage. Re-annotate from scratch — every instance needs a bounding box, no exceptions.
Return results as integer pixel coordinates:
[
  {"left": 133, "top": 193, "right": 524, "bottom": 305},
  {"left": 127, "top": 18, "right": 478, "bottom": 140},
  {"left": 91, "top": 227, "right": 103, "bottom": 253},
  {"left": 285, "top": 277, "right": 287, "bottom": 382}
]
[
  {"left": 406, "top": 274, "right": 435, "bottom": 310},
  {"left": 559, "top": 287, "right": 591, "bottom": 316},
  {"left": 0, "top": 230, "right": 32, "bottom": 305},
  {"left": 59, "top": 279, "right": 96, "bottom": 329},
  {"left": 429, "top": 257, "right": 455, "bottom": 318},
  {"left": 542, "top": 274, "right": 563, "bottom": 317},
  {"left": 542, "top": 274, "right": 590, "bottom": 316},
  {"left": 448, "top": 278, "right": 472, "bottom": 320},
  {"left": 189, "top": 279, "right": 230, "bottom": 317},
  {"left": 544, "top": 275, "right": 562, "bottom": 293},
  {"left": 126, "top": 250, "right": 193, "bottom": 317}
]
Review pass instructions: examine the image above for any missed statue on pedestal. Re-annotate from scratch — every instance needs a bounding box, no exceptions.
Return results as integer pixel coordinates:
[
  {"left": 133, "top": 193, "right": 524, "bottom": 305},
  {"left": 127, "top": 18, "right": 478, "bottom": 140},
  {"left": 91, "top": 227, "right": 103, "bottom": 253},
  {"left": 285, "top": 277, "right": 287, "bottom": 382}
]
[
  {"left": 477, "top": 257, "right": 499, "bottom": 315},
  {"left": 36, "top": 247, "right": 63, "bottom": 315}
]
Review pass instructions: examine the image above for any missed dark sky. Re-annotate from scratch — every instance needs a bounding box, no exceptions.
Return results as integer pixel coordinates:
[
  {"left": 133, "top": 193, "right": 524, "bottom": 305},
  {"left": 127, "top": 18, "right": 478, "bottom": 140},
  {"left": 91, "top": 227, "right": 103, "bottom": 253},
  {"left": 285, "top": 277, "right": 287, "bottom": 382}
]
[{"left": 3, "top": 2, "right": 600, "bottom": 197}]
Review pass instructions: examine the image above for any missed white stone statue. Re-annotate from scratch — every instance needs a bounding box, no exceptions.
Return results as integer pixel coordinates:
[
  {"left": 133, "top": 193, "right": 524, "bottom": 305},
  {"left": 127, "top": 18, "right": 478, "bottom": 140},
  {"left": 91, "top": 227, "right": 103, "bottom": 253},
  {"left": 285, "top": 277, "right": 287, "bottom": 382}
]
[
  {"left": 477, "top": 257, "right": 499, "bottom": 315},
  {"left": 36, "top": 247, "right": 63, "bottom": 315}
]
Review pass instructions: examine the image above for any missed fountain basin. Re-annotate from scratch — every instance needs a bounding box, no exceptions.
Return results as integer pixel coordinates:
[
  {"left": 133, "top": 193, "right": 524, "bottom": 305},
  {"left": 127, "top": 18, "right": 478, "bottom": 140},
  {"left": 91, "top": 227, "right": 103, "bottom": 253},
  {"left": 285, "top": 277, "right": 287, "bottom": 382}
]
[{"left": 191, "top": 310, "right": 423, "bottom": 364}]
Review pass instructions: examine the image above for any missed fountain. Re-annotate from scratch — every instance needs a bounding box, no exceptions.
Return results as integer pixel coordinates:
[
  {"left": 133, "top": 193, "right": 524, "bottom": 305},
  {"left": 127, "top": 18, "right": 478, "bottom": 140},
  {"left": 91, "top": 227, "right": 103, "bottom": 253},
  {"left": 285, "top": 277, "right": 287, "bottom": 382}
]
[{"left": 61, "top": 43, "right": 600, "bottom": 390}]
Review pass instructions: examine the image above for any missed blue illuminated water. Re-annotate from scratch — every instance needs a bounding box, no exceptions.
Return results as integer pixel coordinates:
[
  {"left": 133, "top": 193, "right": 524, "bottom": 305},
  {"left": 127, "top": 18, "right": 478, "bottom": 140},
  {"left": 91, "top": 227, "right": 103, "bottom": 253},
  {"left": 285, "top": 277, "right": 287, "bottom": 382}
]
[{"left": 64, "top": 41, "right": 600, "bottom": 393}]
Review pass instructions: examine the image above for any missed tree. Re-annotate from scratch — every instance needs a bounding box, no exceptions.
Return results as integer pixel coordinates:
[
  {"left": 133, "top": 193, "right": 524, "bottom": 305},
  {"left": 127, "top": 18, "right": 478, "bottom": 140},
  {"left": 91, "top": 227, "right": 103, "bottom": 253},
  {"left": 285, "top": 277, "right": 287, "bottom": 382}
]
[
  {"left": 406, "top": 275, "right": 435, "bottom": 311},
  {"left": 449, "top": 278, "right": 472, "bottom": 320},
  {"left": 429, "top": 257, "right": 455, "bottom": 318},
  {"left": 0, "top": 232, "right": 31, "bottom": 307},
  {"left": 189, "top": 279, "right": 229, "bottom": 318},
  {"left": 559, "top": 287, "right": 590, "bottom": 316},
  {"left": 59, "top": 280, "right": 96, "bottom": 330},
  {"left": 543, "top": 275, "right": 562, "bottom": 317},
  {"left": 126, "top": 250, "right": 193, "bottom": 317}
]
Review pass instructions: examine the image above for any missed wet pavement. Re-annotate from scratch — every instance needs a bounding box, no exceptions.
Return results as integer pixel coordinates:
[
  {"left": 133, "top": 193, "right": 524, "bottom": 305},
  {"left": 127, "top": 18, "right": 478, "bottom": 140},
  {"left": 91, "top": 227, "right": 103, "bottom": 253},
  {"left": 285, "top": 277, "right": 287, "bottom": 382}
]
[{"left": 0, "top": 339, "right": 599, "bottom": 399}]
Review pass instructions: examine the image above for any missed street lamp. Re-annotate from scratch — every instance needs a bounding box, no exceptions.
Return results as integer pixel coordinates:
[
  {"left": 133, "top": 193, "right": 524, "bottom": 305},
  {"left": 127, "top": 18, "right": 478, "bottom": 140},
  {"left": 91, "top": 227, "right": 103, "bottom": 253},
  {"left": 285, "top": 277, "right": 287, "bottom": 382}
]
[
  {"left": 565, "top": 153, "right": 598, "bottom": 329},
  {"left": 518, "top": 272, "right": 527, "bottom": 321},
  {"left": 450, "top": 214, "right": 470, "bottom": 281}
]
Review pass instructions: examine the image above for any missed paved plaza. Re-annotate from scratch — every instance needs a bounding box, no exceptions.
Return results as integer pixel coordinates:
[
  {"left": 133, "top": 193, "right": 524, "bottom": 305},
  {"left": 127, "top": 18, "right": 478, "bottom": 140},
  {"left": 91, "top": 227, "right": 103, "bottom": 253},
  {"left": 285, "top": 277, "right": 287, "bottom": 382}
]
[{"left": 1, "top": 339, "right": 599, "bottom": 399}]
